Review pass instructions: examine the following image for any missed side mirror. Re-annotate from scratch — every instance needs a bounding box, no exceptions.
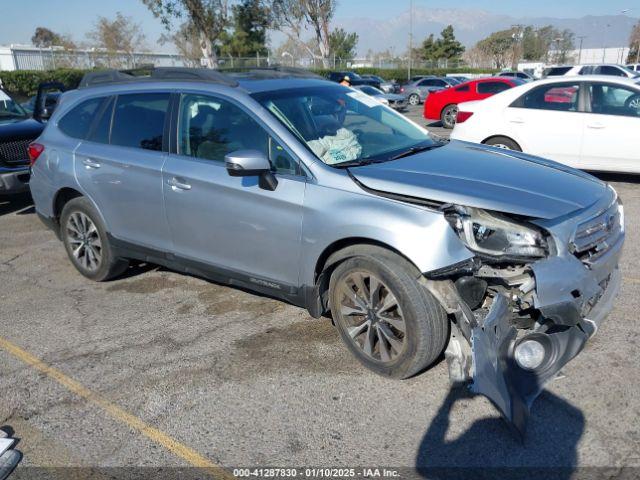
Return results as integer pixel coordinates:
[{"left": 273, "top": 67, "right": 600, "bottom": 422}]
[{"left": 225, "top": 150, "right": 278, "bottom": 191}]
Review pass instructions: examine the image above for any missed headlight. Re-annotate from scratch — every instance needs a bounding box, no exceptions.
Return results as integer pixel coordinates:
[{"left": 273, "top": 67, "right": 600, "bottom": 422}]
[{"left": 444, "top": 206, "right": 549, "bottom": 260}]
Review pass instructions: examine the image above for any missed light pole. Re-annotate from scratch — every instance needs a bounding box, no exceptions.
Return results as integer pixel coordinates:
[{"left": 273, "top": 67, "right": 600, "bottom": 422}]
[
  {"left": 408, "top": 0, "right": 414, "bottom": 81},
  {"left": 577, "top": 36, "right": 586, "bottom": 64}
]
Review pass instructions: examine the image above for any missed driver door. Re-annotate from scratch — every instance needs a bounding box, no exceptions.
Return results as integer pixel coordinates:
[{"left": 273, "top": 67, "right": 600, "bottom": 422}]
[{"left": 162, "top": 93, "right": 306, "bottom": 289}]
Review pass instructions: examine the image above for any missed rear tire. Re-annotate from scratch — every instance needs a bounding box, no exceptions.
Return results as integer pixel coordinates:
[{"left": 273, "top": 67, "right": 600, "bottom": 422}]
[
  {"left": 408, "top": 94, "right": 420, "bottom": 106},
  {"left": 328, "top": 249, "right": 448, "bottom": 379},
  {"left": 484, "top": 136, "right": 521, "bottom": 151},
  {"left": 60, "top": 197, "right": 129, "bottom": 281},
  {"left": 440, "top": 104, "right": 458, "bottom": 129}
]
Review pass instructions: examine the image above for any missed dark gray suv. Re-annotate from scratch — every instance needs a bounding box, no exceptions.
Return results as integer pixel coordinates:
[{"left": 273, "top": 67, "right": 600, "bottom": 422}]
[{"left": 29, "top": 68, "right": 624, "bottom": 433}]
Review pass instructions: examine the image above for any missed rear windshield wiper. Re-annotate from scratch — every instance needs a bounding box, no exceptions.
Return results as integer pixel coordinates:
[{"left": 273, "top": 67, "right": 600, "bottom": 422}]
[{"left": 390, "top": 142, "right": 445, "bottom": 160}]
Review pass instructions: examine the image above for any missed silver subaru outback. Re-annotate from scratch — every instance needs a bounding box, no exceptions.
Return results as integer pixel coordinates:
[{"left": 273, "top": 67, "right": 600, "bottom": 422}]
[{"left": 29, "top": 68, "right": 624, "bottom": 433}]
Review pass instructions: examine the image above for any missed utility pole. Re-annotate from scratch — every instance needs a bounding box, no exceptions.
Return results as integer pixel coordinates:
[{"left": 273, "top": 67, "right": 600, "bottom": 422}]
[
  {"left": 577, "top": 36, "right": 586, "bottom": 64},
  {"left": 408, "top": 0, "right": 413, "bottom": 81}
]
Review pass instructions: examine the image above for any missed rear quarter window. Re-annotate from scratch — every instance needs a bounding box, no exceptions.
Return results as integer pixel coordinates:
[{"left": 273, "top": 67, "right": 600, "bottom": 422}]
[{"left": 57, "top": 97, "right": 104, "bottom": 139}]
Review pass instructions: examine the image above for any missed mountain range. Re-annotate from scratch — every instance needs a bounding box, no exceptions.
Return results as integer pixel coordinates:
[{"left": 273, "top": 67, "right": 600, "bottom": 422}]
[{"left": 331, "top": 7, "right": 639, "bottom": 55}]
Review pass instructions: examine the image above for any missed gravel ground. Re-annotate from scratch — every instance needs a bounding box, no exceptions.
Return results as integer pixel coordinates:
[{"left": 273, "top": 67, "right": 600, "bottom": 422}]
[{"left": 0, "top": 109, "right": 639, "bottom": 478}]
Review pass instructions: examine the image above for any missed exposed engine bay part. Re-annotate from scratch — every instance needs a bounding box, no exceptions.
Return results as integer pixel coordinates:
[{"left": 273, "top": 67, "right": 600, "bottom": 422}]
[{"left": 423, "top": 249, "right": 621, "bottom": 435}]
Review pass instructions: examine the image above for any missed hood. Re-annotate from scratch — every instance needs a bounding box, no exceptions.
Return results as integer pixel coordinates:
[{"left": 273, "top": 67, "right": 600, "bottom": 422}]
[
  {"left": 0, "top": 117, "right": 45, "bottom": 142},
  {"left": 349, "top": 140, "right": 606, "bottom": 220}
]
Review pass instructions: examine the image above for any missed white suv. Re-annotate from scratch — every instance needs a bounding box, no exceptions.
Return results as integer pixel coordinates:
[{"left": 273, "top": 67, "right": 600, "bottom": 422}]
[{"left": 545, "top": 64, "right": 639, "bottom": 78}]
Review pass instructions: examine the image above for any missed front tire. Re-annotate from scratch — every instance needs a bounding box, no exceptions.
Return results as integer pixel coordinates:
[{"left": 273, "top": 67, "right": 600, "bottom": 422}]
[
  {"left": 440, "top": 104, "right": 458, "bottom": 129},
  {"left": 60, "top": 197, "right": 129, "bottom": 281},
  {"left": 328, "top": 251, "right": 448, "bottom": 379},
  {"left": 484, "top": 136, "right": 521, "bottom": 151}
]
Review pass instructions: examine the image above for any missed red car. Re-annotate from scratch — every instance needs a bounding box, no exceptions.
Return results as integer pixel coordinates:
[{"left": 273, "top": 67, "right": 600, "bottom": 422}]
[{"left": 423, "top": 77, "right": 526, "bottom": 128}]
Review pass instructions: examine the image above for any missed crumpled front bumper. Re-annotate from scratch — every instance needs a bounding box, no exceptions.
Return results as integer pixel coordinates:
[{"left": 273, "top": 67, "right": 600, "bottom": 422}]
[{"left": 470, "top": 235, "right": 623, "bottom": 436}]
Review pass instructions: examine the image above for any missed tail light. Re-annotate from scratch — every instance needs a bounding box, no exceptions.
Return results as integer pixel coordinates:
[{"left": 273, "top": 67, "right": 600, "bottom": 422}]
[
  {"left": 28, "top": 142, "right": 45, "bottom": 166},
  {"left": 456, "top": 111, "right": 474, "bottom": 123},
  {"left": 400, "top": 87, "right": 404, "bottom": 93}
]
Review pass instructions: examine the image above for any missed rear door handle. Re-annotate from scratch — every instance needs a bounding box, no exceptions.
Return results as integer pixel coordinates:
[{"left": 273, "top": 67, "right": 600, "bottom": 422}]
[
  {"left": 168, "top": 177, "right": 191, "bottom": 191},
  {"left": 82, "top": 158, "right": 101, "bottom": 169},
  {"left": 587, "top": 122, "right": 606, "bottom": 129}
]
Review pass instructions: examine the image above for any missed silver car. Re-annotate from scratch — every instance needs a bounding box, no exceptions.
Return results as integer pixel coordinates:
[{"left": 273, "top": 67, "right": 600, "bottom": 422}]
[
  {"left": 29, "top": 68, "right": 624, "bottom": 434},
  {"left": 401, "top": 76, "right": 456, "bottom": 106}
]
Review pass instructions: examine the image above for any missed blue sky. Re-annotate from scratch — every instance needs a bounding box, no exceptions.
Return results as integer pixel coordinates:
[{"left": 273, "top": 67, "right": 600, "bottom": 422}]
[{"left": 0, "top": 0, "right": 637, "bottom": 49}]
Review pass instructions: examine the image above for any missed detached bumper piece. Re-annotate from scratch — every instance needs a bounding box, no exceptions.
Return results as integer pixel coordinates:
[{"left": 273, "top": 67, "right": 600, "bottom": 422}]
[{"left": 470, "top": 268, "right": 622, "bottom": 436}]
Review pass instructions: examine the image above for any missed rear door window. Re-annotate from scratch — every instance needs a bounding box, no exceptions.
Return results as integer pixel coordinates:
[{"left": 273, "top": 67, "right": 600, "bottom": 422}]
[
  {"left": 511, "top": 83, "right": 580, "bottom": 111},
  {"left": 58, "top": 97, "right": 104, "bottom": 139},
  {"left": 110, "top": 93, "right": 170, "bottom": 151},
  {"left": 588, "top": 83, "right": 640, "bottom": 117},
  {"left": 597, "top": 66, "right": 627, "bottom": 77},
  {"left": 477, "top": 81, "right": 511, "bottom": 94}
]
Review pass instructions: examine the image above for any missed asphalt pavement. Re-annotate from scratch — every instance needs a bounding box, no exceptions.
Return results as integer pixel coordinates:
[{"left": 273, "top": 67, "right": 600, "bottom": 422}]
[{"left": 0, "top": 110, "right": 639, "bottom": 478}]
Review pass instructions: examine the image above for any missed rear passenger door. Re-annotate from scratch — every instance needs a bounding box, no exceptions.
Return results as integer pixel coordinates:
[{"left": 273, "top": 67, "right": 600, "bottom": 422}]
[
  {"left": 162, "top": 93, "right": 306, "bottom": 289},
  {"left": 74, "top": 92, "right": 173, "bottom": 251},
  {"left": 505, "top": 82, "right": 584, "bottom": 166}
]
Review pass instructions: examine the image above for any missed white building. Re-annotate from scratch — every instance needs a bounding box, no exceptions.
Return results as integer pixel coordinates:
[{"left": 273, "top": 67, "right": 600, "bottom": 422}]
[{"left": 0, "top": 44, "right": 187, "bottom": 71}]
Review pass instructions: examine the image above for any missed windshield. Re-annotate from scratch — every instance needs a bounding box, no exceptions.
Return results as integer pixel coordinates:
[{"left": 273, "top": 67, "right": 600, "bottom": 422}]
[
  {"left": 0, "top": 90, "right": 28, "bottom": 120},
  {"left": 252, "top": 85, "right": 440, "bottom": 166}
]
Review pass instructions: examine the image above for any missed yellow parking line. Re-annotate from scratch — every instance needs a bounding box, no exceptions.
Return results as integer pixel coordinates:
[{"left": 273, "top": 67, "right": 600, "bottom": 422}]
[
  {"left": 0, "top": 336, "right": 232, "bottom": 479},
  {"left": 625, "top": 277, "right": 640, "bottom": 284}
]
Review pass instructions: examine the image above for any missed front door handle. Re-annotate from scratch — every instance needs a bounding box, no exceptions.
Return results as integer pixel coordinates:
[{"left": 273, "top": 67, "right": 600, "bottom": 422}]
[
  {"left": 82, "top": 158, "right": 101, "bottom": 169},
  {"left": 587, "top": 122, "right": 606, "bottom": 129},
  {"left": 509, "top": 117, "right": 525, "bottom": 124},
  {"left": 168, "top": 177, "right": 192, "bottom": 191}
]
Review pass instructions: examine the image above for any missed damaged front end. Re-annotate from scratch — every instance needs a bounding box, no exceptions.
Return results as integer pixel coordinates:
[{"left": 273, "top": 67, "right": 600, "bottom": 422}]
[{"left": 424, "top": 189, "right": 624, "bottom": 436}]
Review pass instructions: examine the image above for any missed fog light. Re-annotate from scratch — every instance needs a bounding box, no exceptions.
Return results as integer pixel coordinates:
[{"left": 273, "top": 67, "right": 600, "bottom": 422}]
[{"left": 515, "top": 339, "right": 546, "bottom": 370}]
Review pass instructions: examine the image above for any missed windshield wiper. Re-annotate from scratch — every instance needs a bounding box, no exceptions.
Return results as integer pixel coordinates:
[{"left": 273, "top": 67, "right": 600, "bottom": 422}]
[
  {"left": 390, "top": 142, "right": 445, "bottom": 160},
  {"left": 333, "top": 159, "right": 376, "bottom": 168}
]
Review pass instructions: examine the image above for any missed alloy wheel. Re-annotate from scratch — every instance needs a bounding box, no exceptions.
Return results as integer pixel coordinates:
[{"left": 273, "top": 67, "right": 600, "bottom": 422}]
[
  {"left": 443, "top": 106, "right": 458, "bottom": 128},
  {"left": 335, "top": 270, "right": 406, "bottom": 363},
  {"left": 66, "top": 212, "right": 102, "bottom": 272},
  {"left": 408, "top": 94, "right": 419, "bottom": 106}
]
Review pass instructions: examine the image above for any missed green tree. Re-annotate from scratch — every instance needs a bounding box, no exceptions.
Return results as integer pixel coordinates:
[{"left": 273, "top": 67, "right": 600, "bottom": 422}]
[
  {"left": 31, "top": 27, "right": 76, "bottom": 49},
  {"left": 438, "top": 25, "right": 465, "bottom": 60},
  {"left": 329, "top": 28, "right": 358, "bottom": 62},
  {"left": 476, "top": 29, "right": 515, "bottom": 69},
  {"left": 550, "top": 29, "right": 575, "bottom": 64},
  {"left": 418, "top": 34, "right": 437, "bottom": 61},
  {"left": 222, "top": 0, "right": 270, "bottom": 57},
  {"left": 142, "top": 0, "right": 230, "bottom": 68},
  {"left": 627, "top": 20, "right": 640, "bottom": 63},
  {"left": 417, "top": 25, "right": 464, "bottom": 63},
  {"left": 268, "top": 0, "right": 337, "bottom": 68},
  {"left": 87, "top": 12, "right": 146, "bottom": 54}
]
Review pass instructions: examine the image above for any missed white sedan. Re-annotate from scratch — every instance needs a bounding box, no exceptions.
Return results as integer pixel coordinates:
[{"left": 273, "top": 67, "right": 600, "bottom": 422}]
[{"left": 450, "top": 75, "right": 640, "bottom": 173}]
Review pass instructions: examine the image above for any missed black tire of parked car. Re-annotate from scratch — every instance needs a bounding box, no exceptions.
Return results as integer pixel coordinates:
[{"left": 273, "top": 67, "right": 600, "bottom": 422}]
[
  {"left": 328, "top": 249, "right": 448, "bottom": 379},
  {"left": 408, "top": 93, "right": 420, "bottom": 106},
  {"left": 60, "top": 197, "right": 129, "bottom": 281},
  {"left": 484, "top": 136, "right": 522, "bottom": 151},
  {"left": 440, "top": 104, "right": 458, "bottom": 129}
]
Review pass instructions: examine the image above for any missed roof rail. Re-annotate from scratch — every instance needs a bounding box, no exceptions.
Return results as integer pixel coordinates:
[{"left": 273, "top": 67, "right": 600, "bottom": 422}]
[{"left": 78, "top": 67, "right": 239, "bottom": 89}]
